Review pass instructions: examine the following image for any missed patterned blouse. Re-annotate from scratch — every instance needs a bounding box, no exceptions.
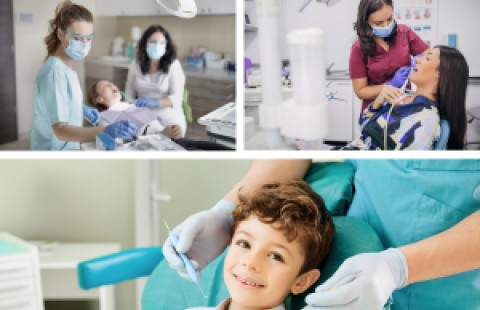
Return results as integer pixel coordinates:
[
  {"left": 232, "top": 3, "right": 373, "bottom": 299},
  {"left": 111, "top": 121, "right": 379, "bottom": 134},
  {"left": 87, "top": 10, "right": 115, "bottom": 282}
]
[{"left": 296, "top": 95, "right": 441, "bottom": 151}]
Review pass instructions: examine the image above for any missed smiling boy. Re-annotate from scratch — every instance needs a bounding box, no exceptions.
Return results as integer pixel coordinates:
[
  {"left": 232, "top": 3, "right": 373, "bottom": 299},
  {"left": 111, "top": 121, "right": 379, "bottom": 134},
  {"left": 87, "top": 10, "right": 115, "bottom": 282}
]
[{"left": 189, "top": 179, "right": 336, "bottom": 310}]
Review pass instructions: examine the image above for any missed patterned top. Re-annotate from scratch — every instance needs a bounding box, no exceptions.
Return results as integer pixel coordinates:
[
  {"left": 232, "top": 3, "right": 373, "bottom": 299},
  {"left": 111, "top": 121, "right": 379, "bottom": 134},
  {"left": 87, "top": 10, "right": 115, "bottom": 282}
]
[{"left": 336, "top": 95, "right": 441, "bottom": 150}]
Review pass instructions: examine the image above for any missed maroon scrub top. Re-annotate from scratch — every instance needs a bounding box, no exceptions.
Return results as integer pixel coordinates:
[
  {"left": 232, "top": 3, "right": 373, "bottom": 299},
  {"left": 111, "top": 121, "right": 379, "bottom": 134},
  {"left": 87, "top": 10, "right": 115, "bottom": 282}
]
[{"left": 350, "top": 24, "right": 428, "bottom": 113}]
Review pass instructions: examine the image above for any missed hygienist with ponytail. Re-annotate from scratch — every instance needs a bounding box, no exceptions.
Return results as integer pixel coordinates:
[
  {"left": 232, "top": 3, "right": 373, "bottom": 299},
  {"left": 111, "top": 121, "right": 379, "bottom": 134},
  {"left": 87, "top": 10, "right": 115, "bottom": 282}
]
[
  {"left": 125, "top": 25, "right": 187, "bottom": 138},
  {"left": 31, "top": 0, "right": 137, "bottom": 151}
]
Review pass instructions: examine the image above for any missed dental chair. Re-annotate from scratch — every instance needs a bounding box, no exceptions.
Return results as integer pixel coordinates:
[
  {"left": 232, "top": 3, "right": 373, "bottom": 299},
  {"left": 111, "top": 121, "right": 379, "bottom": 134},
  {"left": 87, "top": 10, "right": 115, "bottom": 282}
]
[
  {"left": 433, "top": 119, "right": 450, "bottom": 150},
  {"left": 78, "top": 162, "right": 391, "bottom": 310}
]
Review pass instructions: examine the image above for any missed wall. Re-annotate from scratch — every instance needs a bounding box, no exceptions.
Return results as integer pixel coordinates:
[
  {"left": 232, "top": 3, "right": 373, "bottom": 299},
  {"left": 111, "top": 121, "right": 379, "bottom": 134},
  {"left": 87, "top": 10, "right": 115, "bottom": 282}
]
[
  {"left": 0, "top": 160, "right": 135, "bottom": 310},
  {"left": 12, "top": 0, "right": 96, "bottom": 140},
  {"left": 156, "top": 160, "right": 252, "bottom": 242},
  {"left": 116, "top": 15, "right": 236, "bottom": 61}
]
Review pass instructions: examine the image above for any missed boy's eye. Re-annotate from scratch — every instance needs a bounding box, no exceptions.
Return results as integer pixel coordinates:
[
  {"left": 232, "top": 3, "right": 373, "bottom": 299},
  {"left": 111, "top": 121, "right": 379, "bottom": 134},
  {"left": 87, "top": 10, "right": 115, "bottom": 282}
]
[
  {"left": 269, "top": 253, "right": 284, "bottom": 263},
  {"left": 237, "top": 240, "right": 250, "bottom": 249}
]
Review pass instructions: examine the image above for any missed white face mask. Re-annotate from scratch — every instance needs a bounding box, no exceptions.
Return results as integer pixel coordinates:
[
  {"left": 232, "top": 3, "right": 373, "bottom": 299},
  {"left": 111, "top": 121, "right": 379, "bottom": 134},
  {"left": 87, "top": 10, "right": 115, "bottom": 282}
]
[{"left": 146, "top": 43, "right": 167, "bottom": 60}]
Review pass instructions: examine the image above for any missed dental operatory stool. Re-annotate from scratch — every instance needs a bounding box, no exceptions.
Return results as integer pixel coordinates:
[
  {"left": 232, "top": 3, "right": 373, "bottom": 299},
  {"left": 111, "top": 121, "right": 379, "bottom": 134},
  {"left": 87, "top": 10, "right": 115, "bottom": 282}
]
[{"left": 467, "top": 107, "right": 480, "bottom": 149}]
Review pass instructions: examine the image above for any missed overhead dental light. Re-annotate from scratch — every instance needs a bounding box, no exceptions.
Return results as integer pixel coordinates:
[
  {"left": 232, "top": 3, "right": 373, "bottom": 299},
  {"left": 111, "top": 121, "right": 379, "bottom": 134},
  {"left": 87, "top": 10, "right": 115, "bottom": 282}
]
[
  {"left": 298, "top": 0, "right": 341, "bottom": 13},
  {"left": 155, "top": 0, "right": 197, "bottom": 18}
]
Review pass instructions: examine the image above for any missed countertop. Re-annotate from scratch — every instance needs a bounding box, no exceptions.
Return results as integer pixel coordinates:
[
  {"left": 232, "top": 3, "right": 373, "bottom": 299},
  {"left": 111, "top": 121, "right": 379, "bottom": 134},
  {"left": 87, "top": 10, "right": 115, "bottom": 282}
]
[{"left": 85, "top": 58, "right": 235, "bottom": 81}]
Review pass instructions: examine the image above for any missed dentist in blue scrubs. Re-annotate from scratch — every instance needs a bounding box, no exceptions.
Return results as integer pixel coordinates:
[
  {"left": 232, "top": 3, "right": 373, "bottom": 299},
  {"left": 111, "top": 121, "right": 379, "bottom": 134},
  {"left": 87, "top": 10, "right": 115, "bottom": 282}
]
[
  {"left": 163, "top": 160, "right": 480, "bottom": 310},
  {"left": 31, "top": 1, "right": 136, "bottom": 151}
]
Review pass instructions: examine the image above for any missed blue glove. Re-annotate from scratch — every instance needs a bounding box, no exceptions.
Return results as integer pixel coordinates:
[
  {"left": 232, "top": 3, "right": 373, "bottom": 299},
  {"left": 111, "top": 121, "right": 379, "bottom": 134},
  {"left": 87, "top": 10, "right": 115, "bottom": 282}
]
[
  {"left": 133, "top": 98, "right": 159, "bottom": 108},
  {"left": 82, "top": 105, "right": 100, "bottom": 125},
  {"left": 386, "top": 66, "right": 410, "bottom": 88},
  {"left": 304, "top": 248, "right": 408, "bottom": 310},
  {"left": 162, "top": 200, "right": 235, "bottom": 281},
  {"left": 411, "top": 54, "right": 423, "bottom": 71},
  {"left": 104, "top": 120, "right": 137, "bottom": 139}
]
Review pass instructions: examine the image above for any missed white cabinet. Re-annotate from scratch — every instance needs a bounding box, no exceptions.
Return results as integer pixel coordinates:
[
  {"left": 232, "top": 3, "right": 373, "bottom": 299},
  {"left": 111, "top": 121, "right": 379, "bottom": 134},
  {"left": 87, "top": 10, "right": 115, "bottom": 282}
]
[
  {"left": 325, "top": 80, "right": 354, "bottom": 142},
  {"left": 0, "top": 233, "right": 43, "bottom": 310},
  {"left": 96, "top": 0, "right": 235, "bottom": 16}
]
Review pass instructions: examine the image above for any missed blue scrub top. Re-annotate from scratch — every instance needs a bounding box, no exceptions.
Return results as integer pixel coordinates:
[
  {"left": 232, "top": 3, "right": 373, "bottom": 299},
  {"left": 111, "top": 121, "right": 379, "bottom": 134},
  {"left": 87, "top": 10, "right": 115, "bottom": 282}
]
[
  {"left": 31, "top": 56, "right": 83, "bottom": 151},
  {"left": 347, "top": 160, "right": 480, "bottom": 310}
]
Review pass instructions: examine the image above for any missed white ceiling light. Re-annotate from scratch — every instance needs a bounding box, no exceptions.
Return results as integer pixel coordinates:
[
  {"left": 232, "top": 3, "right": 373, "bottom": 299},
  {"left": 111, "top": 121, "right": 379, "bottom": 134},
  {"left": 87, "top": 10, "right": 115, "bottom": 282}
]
[{"left": 156, "top": 0, "right": 197, "bottom": 18}]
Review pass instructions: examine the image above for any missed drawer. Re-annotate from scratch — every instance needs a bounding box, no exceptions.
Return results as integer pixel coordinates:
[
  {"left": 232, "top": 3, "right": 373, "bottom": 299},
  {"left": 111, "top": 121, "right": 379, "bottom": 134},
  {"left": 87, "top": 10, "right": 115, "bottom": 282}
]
[
  {"left": 186, "top": 78, "right": 235, "bottom": 90},
  {"left": 85, "top": 63, "right": 128, "bottom": 81},
  {"left": 0, "top": 296, "right": 38, "bottom": 310},
  {"left": 189, "top": 87, "right": 234, "bottom": 101},
  {"left": 0, "top": 260, "right": 33, "bottom": 283},
  {"left": 0, "top": 279, "right": 35, "bottom": 301}
]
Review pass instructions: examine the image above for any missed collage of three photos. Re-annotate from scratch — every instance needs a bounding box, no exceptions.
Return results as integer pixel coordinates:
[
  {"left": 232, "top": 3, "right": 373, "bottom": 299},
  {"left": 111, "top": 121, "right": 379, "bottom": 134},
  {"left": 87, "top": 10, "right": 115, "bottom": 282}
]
[{"left": 0, "top": 1, "right": 479, "bottom": 310}]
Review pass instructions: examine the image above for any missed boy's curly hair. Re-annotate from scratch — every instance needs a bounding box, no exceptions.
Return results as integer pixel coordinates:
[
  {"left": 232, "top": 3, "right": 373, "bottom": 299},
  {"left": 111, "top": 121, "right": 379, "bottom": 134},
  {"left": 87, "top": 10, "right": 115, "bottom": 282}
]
[{"left": 231, "top": 179, "right": 336, "bottom": 275}]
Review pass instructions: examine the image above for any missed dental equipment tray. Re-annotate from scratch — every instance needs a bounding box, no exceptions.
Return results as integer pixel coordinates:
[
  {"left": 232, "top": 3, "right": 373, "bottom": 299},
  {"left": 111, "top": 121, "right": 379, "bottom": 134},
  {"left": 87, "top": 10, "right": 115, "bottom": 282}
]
[
  {"left": 198, "top": 102, "right": 236, "bottom": 144},
  {"left": 80, "top": 134, "right": 186, "bottom": 151}
]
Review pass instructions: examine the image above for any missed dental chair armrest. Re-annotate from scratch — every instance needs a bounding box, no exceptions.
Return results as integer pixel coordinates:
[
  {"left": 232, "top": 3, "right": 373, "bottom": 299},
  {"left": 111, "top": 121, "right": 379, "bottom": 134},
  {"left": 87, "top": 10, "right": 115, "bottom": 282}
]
[{"left": 78, "top": 247, "right": 164, "bottom": 290}]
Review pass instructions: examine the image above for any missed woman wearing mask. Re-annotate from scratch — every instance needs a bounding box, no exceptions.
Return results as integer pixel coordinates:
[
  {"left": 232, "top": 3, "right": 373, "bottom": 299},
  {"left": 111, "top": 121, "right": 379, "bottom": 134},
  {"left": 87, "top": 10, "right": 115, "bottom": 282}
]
[
  {"left": 31, "top": 1, "right": 137, "bottom": 151},
  {"left": 350, "top": 0, "right": 429, "bottom": 117},
  {"left": 125, "top": 25, "right": 187, "bottom": 138}
]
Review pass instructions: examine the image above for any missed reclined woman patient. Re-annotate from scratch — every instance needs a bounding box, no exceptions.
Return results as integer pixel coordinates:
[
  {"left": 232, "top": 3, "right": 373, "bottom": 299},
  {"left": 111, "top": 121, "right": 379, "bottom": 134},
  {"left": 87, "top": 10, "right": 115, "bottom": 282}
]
[
  {"left": 299, "top": 45, "right": 468, "bottom": 150},
  {"left": 188, "top": 179, "right": 336, "bottom": 310},
  {"left": 88, "top": 80, "right": 233, "bottom": 151}
]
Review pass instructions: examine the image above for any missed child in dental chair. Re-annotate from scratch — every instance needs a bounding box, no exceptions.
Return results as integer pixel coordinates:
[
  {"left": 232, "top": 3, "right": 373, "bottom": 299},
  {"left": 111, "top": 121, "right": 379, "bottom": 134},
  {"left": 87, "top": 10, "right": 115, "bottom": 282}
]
[
  {"left": 88, "top": 80, "right": 233, "bottom": 151},
  {"left": 188, "top": 179, "right": 336, "bottom": 310}
]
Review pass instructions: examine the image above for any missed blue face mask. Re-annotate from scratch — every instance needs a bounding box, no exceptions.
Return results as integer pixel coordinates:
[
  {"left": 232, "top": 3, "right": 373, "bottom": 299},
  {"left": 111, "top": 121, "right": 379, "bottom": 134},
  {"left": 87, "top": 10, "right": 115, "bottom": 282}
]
[
  {"left": 371, "top": 20, "right": 395, "bottom": 38},
  {"left": 64, "top": 40, "right": 92, "bottom": 60},
  {"left": 147, "top": 43, "right": 167, "bottom": 60}
]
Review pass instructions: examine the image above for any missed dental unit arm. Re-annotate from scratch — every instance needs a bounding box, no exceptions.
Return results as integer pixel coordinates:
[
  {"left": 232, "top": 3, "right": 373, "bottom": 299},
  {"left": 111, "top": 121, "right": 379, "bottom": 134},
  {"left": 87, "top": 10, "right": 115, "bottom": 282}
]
[
  {"left": 256, "top": 0, "right": 339, "bottom": 149},
  {"left": 299, "top": 0, "right": 341, "bottom": 13}
]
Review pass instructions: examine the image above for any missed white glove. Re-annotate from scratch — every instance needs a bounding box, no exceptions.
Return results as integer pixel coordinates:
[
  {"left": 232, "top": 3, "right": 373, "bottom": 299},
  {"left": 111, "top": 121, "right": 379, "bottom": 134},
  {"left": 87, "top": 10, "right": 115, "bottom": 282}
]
[
  {"left": 162, "top": 200, "right": 235, "bottom": 281},
  {"left": 304, "top": 248, "right": 408, "bottom": 310}
]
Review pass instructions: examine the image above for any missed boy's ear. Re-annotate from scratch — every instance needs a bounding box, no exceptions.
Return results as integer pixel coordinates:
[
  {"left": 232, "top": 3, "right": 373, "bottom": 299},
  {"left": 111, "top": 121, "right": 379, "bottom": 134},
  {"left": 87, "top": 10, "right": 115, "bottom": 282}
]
[
  {"left": 96, "top": 95, "right": 104, "bottom": 103},
  {"left": 291, "top": 269, "right": 321, "bottom": 295}
]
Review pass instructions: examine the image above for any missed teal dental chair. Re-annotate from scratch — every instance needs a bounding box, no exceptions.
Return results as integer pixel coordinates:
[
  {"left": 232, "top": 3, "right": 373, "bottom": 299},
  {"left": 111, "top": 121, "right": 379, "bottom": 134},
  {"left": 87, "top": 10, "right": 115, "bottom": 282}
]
[
  {"left": 78, "top": 162, "right": 391, "bottom": 310},
  {"left": 433, "top": 119, "right": 450, "bottom": 150}
]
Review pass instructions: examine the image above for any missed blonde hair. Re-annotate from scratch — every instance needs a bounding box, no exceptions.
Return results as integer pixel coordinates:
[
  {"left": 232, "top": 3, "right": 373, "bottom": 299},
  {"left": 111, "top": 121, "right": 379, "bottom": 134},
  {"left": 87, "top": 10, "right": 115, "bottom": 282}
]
[{"left": 44, "top": 1, "right": 93, "bottom": 60}]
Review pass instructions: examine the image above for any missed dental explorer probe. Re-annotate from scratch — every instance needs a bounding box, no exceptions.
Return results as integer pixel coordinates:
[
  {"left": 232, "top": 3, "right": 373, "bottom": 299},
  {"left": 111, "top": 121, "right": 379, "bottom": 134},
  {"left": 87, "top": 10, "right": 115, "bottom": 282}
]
[{"left": 164, "top": 220, "right": 208, "bottom": 299}]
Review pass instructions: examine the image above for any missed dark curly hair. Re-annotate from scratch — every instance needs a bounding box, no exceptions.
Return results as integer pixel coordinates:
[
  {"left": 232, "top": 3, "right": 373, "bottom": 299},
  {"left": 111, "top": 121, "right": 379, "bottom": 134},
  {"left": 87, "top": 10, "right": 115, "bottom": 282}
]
[
  {"left": 232, "top": 179, "right": 336, "bottom": 275},
  {"left": 353, "top": 0, "right": 397, "bottom": 57},
  {"left": 137, "top": 25, "right": 177, "bottom": 75}
]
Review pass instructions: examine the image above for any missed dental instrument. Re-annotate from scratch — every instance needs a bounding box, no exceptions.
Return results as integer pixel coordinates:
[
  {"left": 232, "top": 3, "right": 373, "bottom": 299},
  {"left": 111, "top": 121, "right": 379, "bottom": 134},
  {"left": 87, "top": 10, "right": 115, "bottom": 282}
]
[
  {"left": 384, "top": 68, "right": 412, "bottom": 150},
  {"left": 164, "top": 220, "right": 208, "bottom": 298},
  {"left": 119, "top": 90, "right": 132, "bottom": 104},
  {"left": 298, "top": 0, "right": 341, "bottom": 13},
  {"left": 329, "top": 270, "right": 362, "bottom": 290}
]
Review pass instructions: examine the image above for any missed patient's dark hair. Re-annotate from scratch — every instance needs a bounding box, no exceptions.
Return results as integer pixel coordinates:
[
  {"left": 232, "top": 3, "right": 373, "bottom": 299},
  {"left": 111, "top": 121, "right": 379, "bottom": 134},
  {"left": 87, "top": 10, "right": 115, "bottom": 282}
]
[
  {"left": 354, "top": 0, "right": 397, "bottom": 57},
  {"left": 435, "top": 45, "right": 468, "bottom": 150},
  {"left": 87, "top": 81, "right": 108, "bottom": 112},
  {"left": 232, "top": 180, "right": 336, "bottom": 275}
]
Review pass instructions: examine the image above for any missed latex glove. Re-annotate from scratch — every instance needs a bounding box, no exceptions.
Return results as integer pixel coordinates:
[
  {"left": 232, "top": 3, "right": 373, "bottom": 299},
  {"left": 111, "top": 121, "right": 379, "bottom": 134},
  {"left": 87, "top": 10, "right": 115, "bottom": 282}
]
[
  {"left": 105, "top": 120, "right": 137, "bottom": 139},
  {"left": 386, "top": 66, "right": 410, "bottom": 88},
  {"left": 304, "top": 248, "right": 408, "bottom": 310},
  {"left": 162, "top": 200, "right": 235, "bottom": 281},
  {"left": 411, "top": 54, "right": 423, "bottom": 71},
  {"left": 82, "top": 104, "right": 100, "bottom": 125},
  {"left": 133, "top": 98, "right": 159, "bottom": 108}
]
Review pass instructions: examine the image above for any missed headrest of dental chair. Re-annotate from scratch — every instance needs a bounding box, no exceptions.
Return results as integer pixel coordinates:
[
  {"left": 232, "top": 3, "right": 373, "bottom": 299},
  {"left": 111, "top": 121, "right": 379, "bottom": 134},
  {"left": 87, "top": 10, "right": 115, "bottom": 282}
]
[
  {"left": 141, "top": 216, "right": 385, "bottom": 310},
  {"left": 434, "top": 120, "right": 450, "bottom": 151}
]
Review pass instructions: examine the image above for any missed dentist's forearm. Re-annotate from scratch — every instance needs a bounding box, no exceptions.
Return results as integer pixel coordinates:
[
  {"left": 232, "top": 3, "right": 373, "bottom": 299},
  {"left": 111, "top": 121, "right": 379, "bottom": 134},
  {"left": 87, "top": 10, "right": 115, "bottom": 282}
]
[
  {"left": 401, "top": 210, "right": 480, "bottom": 285},
  {"left": 158, "top": 98, "right": 173, "bottom": 108},
  {"left": 52, "top": 122, "right": 105, "bottom": 142},
  {"left": 223, "top": 159, "right": 312, "bottom": 205}
]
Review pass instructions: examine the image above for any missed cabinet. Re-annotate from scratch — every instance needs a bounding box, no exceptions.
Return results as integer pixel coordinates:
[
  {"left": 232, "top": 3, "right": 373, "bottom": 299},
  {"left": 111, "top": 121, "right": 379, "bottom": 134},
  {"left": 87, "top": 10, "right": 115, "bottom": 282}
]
[
  {"left": 96, "top": 0, "right": 235, "bottom": 16},
  {"left": 325, "top": 80, "right": 353, "bottom": 142},
  {"left": 0, "top": 233, "right": 43, "bottom": 310}
]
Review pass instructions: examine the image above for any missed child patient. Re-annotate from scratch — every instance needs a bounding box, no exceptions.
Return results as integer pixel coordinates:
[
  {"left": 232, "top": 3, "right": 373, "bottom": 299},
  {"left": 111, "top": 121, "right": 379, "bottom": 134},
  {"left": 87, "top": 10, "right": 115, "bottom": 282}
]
[
  {"left": 189, "top": 179, "right": 336, "bottom": 310},
  {"left": 88, "top": 80, "right": 233, "bottom": 151}
]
